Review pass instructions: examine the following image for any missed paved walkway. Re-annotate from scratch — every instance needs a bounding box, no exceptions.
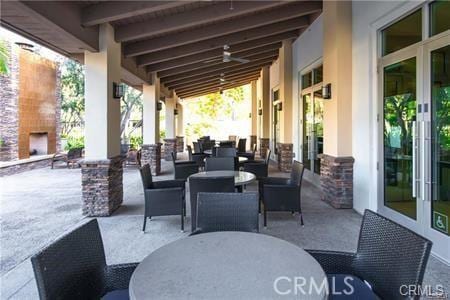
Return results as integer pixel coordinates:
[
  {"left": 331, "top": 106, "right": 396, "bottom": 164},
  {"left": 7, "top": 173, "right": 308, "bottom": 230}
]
[{"left": 1, "top": 157, "right": 449, "bottom": 299}]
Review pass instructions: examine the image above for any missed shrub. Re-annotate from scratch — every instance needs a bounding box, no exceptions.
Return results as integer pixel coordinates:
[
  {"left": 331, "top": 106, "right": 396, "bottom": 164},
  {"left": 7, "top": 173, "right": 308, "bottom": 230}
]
[
  {"left": 65, "top": 136, "right": 84, "bottom": 150},
  {"left": 129, "top": 136, "right": 143, "bottom": 150}
]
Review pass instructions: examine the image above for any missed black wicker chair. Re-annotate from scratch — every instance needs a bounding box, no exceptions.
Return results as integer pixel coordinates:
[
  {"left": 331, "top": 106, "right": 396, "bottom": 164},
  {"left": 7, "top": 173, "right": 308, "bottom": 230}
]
[
  {"left": 216, "top": 147, "right": 237, "bottom": 157},
  {"left": 188, "top": 176, "right": 235, "bottom": 232},
  {"left": 191, "top": 192, "right": 259, "bottom": 235},
  {"left": 140, "top": 164, "right": 186, "bottom": 231},
  {"left": 187, "top": 145, "right": 206, "bottom": 169},
  {"left": 260, "top": 160, "right": 304, "bottom": 226},
  {"left": 193, "top": 142, "right": 202, "bottom": 153},
  {"left": 239, "top": 143, "right": 257, "bottom": 161},
  {"left": 244, "top": 149, "right": 271, "bottom": 179},
  {"left": 31, "top": 219, "right": 138, "bottom": 300},
  {"left": 307, "top": 209, "right": 432, "bottom": 300},
  {"left": 205, "top": 157, "right": 235, "bottom": 171},
  {"left": 237, "top": 138, "right": 246, "bottom": 153},
  {"left": 171, "top": 152, "right": 198, "bottom": 180}
]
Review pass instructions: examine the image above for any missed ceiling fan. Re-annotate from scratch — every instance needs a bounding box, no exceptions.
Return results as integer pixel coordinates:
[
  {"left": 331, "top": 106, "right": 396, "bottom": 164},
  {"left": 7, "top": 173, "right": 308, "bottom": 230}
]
[{"left": 203, "top": 45, "right": 250, "bottom": 64}]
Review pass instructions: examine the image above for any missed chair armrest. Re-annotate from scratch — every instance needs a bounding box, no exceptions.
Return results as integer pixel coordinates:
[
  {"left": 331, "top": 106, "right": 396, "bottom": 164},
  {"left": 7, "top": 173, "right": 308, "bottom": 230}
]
[
  {"left": 153, "top": 179, "right": 186, "bottom": 189},
  {"left": 260, "top": 177, "right": 290, "bottom": 185},
  {"left": 305, "top": 250, "right": 356, "bottom": 274},
  {"left": 174, "top": 160, "right": 197, "bottom": 165},
  {"left": 104, "top": 262, "right": 139, "bottom": 291},
  {"left": 189, "top": 229, "right": 203, "bottom": 236}
]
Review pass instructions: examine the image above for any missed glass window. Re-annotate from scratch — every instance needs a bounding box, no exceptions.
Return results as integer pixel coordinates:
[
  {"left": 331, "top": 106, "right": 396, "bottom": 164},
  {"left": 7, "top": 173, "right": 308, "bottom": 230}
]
[
  {"left": 313, "top": 65, "right": 323, "bottom": 84},
  {"left": 430, "top": 1, "right": 450, "bottom": 37},
  {"left": 302, "top": 72, "right": 312, "bottom": 89},
  {"left": 382, "top": 9, "right": 422, "bottom": 56}
]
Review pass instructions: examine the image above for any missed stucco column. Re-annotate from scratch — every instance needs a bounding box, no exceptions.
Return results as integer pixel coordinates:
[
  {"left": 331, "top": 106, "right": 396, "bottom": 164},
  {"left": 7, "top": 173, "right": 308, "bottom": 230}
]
[
  {"left": 165, "top": 97, "right": 176, "bottom": 138},
  {"left": 259, "top": 66, "right": 270, "bottom": 158},
  {"left": 176, "top": 103, "right": 184, "bottom": 152},
  {"left": 320, "top": 0, "right": 354, "bottom": 208},
  {"left": 141, "top": 76, "right": 161, "bottom": 175},
  {"left": 82, "top": 23, "right": 123, "bottom": 216},
  {"left": 277, "top": 39, "right": 294, "bottom": 172},
  {"left": 250, "top": 80, "right": 257, "bottom": 151}
]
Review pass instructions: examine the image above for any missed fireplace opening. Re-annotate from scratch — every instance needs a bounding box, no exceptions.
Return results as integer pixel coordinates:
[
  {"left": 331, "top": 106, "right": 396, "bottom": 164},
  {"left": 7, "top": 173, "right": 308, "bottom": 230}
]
[{"left": 29, "top": 133, "right": 48, "bottom": 156}]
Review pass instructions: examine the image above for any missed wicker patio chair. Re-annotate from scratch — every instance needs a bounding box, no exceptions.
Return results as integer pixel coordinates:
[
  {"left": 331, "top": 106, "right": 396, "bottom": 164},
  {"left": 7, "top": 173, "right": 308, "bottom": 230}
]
[
  {"left": 191, "top": 192, "right": 259, "bottom": 235},
  {"left": 188, "top": 176, "right": 235, "bottom": 232},
  {"left": 170, "top": 152, "right": 198, "bottom": 180},
  {"left": 306, "top": 209, "right": 432, "bottom": 300},
  {"left": 31, "top": 219, "right": 138, "bottom": 300},
  {"left": 51, "top": 147, "right": 83, "bottom": 169},
  {"left": 205, "top": 157, "right": 235, "bottom": 171},
  {"left": 140, "top": 164, "right": 186, "bottom": 231},
  {"left": 216, "top": 147, "right": 237, "bottom": 157},
  {"left": 260, "top": 160, "right": 305, "bottom": 226},
  {"left": 187, "top": 145, "right": 206, "bottom": 169}
]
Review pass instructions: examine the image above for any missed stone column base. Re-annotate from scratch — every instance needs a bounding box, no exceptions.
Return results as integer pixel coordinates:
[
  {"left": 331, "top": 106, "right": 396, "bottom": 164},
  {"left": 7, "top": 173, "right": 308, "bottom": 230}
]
[
  {"left": 318, "top": 154, "right": 354, "bottom": 209},
  {"left": 259, "top": 138, "right": 270, "bottom": 158},
  {"left": 249, "top": 135, "right": 257, "bottom": 150},
  {"left": 141, "top": 144, "right": 161, "bottom": 176},
  {"left": 176, "top": 136, "right": 184, "bottom": 153},
  {"left": 163, "top": 138, "right": 177, "bottom": 161},
  {"left": 276, "top": 143, "right": 294, "bottom": 172},
  {"left": 81, "top": 155, "right": 124, "bottom": 217}
]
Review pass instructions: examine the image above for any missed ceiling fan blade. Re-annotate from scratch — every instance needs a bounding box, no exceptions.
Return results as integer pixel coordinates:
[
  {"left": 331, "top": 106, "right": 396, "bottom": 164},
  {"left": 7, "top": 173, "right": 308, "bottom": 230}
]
[{"left": 228, "top": 56, "right": 250, "bottom": 64}]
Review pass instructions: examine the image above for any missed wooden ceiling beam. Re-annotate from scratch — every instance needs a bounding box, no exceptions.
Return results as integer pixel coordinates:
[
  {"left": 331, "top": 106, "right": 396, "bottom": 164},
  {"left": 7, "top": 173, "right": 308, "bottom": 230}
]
[
  {"left": 165, "top": 66, "right": 266, "bottom": 88},
  {"left": 81, "top": 1, "right": 193, "bottom": 26},
  {"left": 116, "top": 1, "right": 286, "bottom": 42},
  {"left": 144, "top": 42, "right": 281, "bottom": 72},
  {"left": 125, "top": 15, "right": 309, "bottom": 57},
  {"left": 174, "top": 74, "right": 260, "bottom": 94},
  {"left": 168, "top": 70, "right": 261, "bottom": 90},
  {"left": 179, "top": 80, "right": 255, "bottom": 99},
  {"left": 161, "top": 56, "right": 276, "bottom": 84},
  {"left": 158, "top": 49, "right": 279, "bottom": 78},
  {"left": 137, "top": 30, "right": 296, "bottom": 66}
]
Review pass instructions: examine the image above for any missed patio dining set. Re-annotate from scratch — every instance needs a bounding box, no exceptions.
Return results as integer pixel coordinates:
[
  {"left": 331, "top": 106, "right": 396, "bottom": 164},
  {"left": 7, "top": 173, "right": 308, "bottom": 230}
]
[{"left": 30, "top": 136, "right": 434, "bottom": 300}]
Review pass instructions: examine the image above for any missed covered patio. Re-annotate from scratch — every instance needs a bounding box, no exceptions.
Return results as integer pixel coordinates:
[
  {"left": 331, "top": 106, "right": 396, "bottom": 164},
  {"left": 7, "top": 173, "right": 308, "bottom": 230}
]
[{"left": 1, "top": 0, "right": 450, "bottom": 299}]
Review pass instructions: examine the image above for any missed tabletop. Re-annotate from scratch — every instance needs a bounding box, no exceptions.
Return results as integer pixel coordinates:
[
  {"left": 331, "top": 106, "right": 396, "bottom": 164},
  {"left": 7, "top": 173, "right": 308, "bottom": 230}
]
[
  {"left": 129, "top": 232, "right": 328, "bottom": 300},
  {"left": 189, "top": 170, "right": 255, "bottom": 186}
]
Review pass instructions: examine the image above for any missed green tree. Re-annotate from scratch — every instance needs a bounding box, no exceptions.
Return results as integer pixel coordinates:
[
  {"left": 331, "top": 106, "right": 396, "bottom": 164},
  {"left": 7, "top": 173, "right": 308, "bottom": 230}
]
[
  {"left": 120, "top": 85, "right": 142, "bottom": 138},
  {"left": 0, "top": 40, "right": 9, "bottom": 75},
  {"left": 61, "top": 59, "right": 85, "bottom": 136}
]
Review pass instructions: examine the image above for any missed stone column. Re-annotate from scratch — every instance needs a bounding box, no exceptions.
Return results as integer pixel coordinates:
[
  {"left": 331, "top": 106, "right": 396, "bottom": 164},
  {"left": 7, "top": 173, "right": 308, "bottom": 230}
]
[
  {"left": 259, "top": 138, "right": 270, "bottom": 158},
  {"left": 0, "top": 42, "right": 19, "bottom": 162},
  {"left": 176, "top": 136, "right": 184, "bottom": 153},
  {"left": 164, "top": 138, "right": 177, "bottom": 161},
  {"left": 319, "top": 154, "right": 354, "bottom": 208},
  {"left": 142, "top": 77, "right": 161, "bottom": 175},
  {"left": 141, "top": 143, "right": 161, "bottom": 175},
  {"left": 82, "top": 24, "right": 123, "bottom": 216},
  {"left": 277, "top": 143, "right": 294, "bottom": 172}
]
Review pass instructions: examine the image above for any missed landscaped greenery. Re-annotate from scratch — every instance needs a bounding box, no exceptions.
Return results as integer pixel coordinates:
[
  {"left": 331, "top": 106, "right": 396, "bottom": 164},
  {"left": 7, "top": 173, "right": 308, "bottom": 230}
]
[
  {"left": 0, "top": 39, "right": 9, "bottom": 75},
  {"left": 64, "top": 136, "right": 84, "bottom": 151}
]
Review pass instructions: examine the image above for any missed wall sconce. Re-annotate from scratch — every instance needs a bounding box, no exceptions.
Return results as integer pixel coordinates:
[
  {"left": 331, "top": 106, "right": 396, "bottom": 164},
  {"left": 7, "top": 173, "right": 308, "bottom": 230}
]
[
  {"left": 113, "top": 82, "right": 124, "bottom": 99},
  {"left": 258, "top": 108, "right": 263, "bottom": 116},
  {"left": 174, "top": 109, "right": 178, "bottom": 115},
  {"left": 157, "top": 102, "right": 163, "bottom": 111},
  {"left": 322, "top": 83, "right": 332, "bottom": 99},
  {"left": 277, "top": 103, "right": 283, "bottom": 111}
]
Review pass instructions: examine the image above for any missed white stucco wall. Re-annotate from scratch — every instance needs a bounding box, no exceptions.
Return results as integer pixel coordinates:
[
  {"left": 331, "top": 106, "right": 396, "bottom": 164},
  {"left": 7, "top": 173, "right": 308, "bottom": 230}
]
[
  {"left": 352, "top": 0, "right": 424, "bottom": 214},
  {"left": 291, "top": 15, "right": 323, "bottom": 165}
]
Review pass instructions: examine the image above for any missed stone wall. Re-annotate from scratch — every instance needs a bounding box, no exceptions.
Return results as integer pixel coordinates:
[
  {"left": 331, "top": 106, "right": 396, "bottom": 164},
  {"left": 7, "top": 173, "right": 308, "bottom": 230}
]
[
  {"left": 276, "top": 142, "right": 294, "bottom": 172},
  {"left": 259, "top": 138, "right": 270, "bottom": 158},
  {"left": 0, "top": 42, "right": 19, "bottom": 162},
  {"left": 141, "top": 143, "right": 161, "bottom": 176},
  {"left": 176, "top": 136, "right": 184, "bottom": 153},
  {"left": 163, "top": 138, "right": 177, "bottom": 161},
  {"left": 81, "top": 156, "right": 124, "bottom": 216},
  {"left": 0, "top": 157, "right": 51, "bottom": 177},
  {"left": 319, "top": 154, "right": 354, "bottom": 209}
]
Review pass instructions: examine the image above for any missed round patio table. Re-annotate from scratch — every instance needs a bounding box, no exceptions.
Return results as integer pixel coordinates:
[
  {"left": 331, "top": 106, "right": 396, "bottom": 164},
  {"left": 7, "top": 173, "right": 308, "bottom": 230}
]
[
  {"left": 129, "top": 232, "right": 328, "bottom": 300},
  {"left": 189, "top": 170, "right": 255, "bottom": 186}
]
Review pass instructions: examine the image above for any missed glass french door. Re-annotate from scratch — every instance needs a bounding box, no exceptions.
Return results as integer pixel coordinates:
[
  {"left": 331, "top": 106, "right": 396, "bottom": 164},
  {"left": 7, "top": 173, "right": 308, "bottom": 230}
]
[
  {"left": 302, "top": 89, "right": 323, "bottom": 174},
  {"left": 380, "top": 34, "right": 450, "bottom": 262}
]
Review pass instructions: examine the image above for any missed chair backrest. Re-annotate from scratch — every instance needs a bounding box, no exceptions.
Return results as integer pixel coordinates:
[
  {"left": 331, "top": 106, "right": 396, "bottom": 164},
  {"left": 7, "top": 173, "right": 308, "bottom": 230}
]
[
  {"left": 290, "top": 161, "right": 304, "bottom": 186},
  {"left": 139, "top": 164, "right": 153, "bottom": 189},
  {"left": 196, "top": 192, "right": 259, "bottom": 233},
  {"left": 252, "top": 143, "right": 257, "bottom": 153},
  {"left": 171, "top": 152, "right": 177, "bottom": 165},
  {"left": 216, "top": 147, "right": 236, "bottom": 157},
  {"left": 219, "top": 141, "right": 233, "bottom": 148},
  {"left": 31, "top": 219, "right": 107, "bottom": 300},
  {"left": 205, "top": 157, "right": 235, "bottom": 171},
  {"left": 189, "top": 176, "right": 235, "bottom": 231},
  {"left": 265, "top": 149, "right": 272, "bottom": 165},
  {"left": 193, "top": 142, "right": 201, "bottom": 153},
  {"left": 187, "top": 145, "right": 193, "bottom": 161},
  {"left": 353, "top": 210, "right": 432, "bottom": 299},
  {"left": 237, "top": 138, "right": 246, "bottom": 152}
]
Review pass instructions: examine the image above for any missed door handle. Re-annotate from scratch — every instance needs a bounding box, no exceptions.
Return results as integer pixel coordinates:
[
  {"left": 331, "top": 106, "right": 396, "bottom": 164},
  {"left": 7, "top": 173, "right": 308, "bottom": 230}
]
[{"left": 412, "top": 121, "right": 418, "bottom": 198}]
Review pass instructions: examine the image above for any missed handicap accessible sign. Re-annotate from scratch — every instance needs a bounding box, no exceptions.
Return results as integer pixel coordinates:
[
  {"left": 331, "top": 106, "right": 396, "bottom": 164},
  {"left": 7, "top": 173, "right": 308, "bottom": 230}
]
[{"left": 433, "top": 212, "right": 448, "bottom": 233}]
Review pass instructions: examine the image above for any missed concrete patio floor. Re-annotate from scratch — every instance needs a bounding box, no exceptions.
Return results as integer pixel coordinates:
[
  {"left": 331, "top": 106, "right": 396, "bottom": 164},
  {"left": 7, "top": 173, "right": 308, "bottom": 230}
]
[{"left": 1, "top": 155, "right": 449, "bottom": 299}]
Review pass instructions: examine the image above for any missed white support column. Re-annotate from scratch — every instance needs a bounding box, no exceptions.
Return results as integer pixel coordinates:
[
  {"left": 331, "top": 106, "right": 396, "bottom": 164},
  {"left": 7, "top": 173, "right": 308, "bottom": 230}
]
[
  {"left": 260, "top": 66, "right": 270, "bottom": 158},
  {"left": 176, "top": 103, "right": 184, "bottom": 137},
  {"left": 250, "top": 80, "right": 258, "bottom": 150},
  {"left": 143, "top": 77, "right": 160, "bottom": 145},
  {"left": 82, "top": 23, "right": 123, "bottom": 216},
  {"left": 165, "top": 96, "right": 176, "bottom": 138},
  {"left": 84, "top": 23, "right": 121, "bottom": 159}
]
